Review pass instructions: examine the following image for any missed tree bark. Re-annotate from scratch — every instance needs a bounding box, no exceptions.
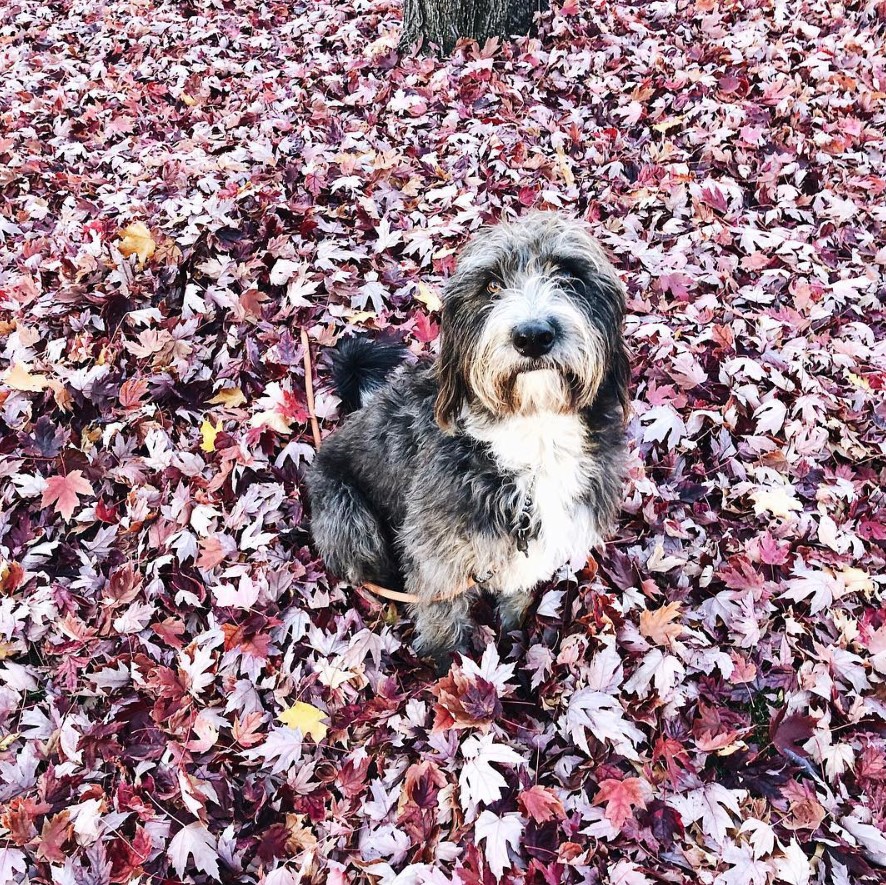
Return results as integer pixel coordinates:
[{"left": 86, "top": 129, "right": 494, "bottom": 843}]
[{"left": 401, "top": 0, "right": 545, "bottom": 54}]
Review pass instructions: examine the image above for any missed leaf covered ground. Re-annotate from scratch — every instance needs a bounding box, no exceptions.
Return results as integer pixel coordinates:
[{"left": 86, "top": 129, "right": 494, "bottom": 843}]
[{"left": 1, "top": 0, "right": 885, "bottom": 883}]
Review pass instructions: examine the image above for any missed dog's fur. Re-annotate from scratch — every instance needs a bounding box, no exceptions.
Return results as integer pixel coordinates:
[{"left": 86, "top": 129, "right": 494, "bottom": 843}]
[{"left": 306, "top": 213, "right": 629, "bottom": 664}]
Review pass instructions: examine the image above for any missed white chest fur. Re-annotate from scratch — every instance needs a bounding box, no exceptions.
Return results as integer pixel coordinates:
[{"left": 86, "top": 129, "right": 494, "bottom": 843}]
[{"left": 465, "top": 409, "right": 600, "bottom": 593}]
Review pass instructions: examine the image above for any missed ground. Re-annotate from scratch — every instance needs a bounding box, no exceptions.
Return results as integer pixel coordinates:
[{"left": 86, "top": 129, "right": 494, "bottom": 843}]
[{"left": 1, "top": 0, "right": 885, "bottom": 883}]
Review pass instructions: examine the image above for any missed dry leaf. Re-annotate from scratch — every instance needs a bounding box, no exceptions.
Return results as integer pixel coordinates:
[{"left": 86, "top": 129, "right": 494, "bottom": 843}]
[
  {"left": 278, "top": 702, "right": 328, "bottom": 741},
  {"left": 41, "top": 471, "right": 95, "bottom": 521},
  {"left": 208, "top": 387, "right": 246, "bottom": 408},
  {"left": 639, "top": 603, "right": 684, "bottom": 645},
  {"left": 200, "top": 418, "right": 222, "bottom": 452},
  {"left": 118, "top": 222, "right": 156, "bottom": 264},
  {"left": 3, "top": 363, "right": 49, "bottom": 392}
]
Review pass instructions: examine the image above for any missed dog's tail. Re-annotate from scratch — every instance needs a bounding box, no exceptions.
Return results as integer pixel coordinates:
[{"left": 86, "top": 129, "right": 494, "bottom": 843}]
[{"left": 331, "top": 337, "right": 409, "bottom": 413}]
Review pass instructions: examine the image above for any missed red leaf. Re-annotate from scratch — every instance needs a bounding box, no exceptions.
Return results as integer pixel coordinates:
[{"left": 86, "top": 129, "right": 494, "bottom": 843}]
[
  {"left": 641, "top": 800, "right": 685, "bottom": 848},
  {"left": 41, "top": 470, "right": 95, "bottom": 521},
  {"left": 593, "top": 778, "right": 648, "bottom": 829},
  {"left": 35, "top": 810, "right": 72, "bottom": 863},
  {"left": 771, "top": 712, "right": 818, "bottom": 760},
  {"left": 518, "top": 786, "right": 565, "bottom": 823}
]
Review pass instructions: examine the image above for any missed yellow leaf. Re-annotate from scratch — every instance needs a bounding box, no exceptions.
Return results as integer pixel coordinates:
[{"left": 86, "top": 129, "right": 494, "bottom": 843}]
[
  {"left": 3, "top": 362, "right": 49, "bottom": 392},
  {"left": 200, "top": 418, "right": 222, "bottom": 452},
  {"left": 118, "top": 222, "right": 156, "bottom": 264},
  {"left": 279, "top": 701, "right": 328, "bottom": 741},
  {"left": 414, "top": 282, "right": 442, "bottom": 313},
  {"left": 846, "top": 371, "right": 870, "bottom": 391},
  {"left": 555, "top": 146, "right": 575, "bottom": 187},
  {"left": 840, "top": 567, "right": 873, "bottom": 595},
  {"left": 652, "top": 115, "right": 684, "bottom": 133},
  {"left": 749, "top": 487, "right": 802, "bottom": 519},
  {"left": 208, "top": 388, "right": 246, "bottom": 408},
  {"left": 343, "top": 310, "right": 376, "bottom": 324}
]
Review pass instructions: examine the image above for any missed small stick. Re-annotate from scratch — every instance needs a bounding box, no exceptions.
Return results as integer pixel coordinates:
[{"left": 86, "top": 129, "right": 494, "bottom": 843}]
[{"left": 300, "top": 327, "right": 322, "bottom": 449}]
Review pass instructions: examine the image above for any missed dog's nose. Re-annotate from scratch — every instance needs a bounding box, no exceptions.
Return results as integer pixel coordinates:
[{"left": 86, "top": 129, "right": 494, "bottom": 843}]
[{"left": 512, "top": 321, "right": 556, "bottom": 358}]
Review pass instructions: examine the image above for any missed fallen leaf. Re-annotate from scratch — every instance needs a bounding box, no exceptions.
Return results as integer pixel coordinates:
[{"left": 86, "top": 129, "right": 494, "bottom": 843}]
[
  {"left": 750, "top": 487, "right": 802, "bottom": 519},
  {"left": 41, "top": 471, "right": 95, "bottom": 521},
  {"left": 3, "top": 362, "right": 49, "bottom": 392},
  {"left": 518, "top": 785, "right": 565, "bottom": 823},
  {"left": 278, "top": 701, "right": 328, "bottom": 741},
  {"left": 414, "top": 282, "right": 442, "bottom": 312},
  {"left": 475, "top": 810, "right": 523, "bottom": 880},
  {"left": 208, "top": 387, "right": 246, "bottom": 408},
  {"left": 168, "top": 822, "right": 220, "bottom": 881},
  {"left": 118, "top": 222, "right": 156, "bottom": 264},
  {"left": 200, "top": 418, "right": 222, "bottom": 452},
  {"left": 594, "top": 777, "right": 649, "bottom": 829},
  {"left": 639, "top": 602, "right": 683, "bottom": 645}
]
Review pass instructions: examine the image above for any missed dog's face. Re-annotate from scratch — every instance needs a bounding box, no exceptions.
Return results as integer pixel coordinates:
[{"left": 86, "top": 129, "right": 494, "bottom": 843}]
[{"left": 435, "top": 213, "right": 629, "bottom": 430}]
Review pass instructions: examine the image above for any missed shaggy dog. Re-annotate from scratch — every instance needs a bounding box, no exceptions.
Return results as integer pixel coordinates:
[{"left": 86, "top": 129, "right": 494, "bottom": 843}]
[{"left": 306, "top": 213, "right": 629, "bottom": 666}]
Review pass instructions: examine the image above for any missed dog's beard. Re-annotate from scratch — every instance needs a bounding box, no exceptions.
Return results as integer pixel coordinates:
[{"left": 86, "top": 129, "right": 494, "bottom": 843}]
[
  {"left": 470, "top": 332, "right": 607, "bottom": 417},
  {"left": 503, "top": 366, "right": 573, "bottom": 414}
]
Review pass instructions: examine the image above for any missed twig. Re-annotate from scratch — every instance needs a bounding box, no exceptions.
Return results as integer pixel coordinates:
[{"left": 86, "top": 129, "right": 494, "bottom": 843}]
[{"left": 300, "top": 327, "right": 322, "bottom": 449}]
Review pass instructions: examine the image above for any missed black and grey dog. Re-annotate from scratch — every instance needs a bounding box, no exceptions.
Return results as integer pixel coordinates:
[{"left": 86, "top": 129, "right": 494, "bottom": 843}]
[{"left": 307, "top": 213, "right": 629, "bottom": 664}]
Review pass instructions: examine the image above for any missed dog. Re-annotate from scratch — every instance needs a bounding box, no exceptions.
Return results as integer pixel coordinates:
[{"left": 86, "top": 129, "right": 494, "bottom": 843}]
[{"left": 306, "top": 213, "right": 630, "bottom": 666}]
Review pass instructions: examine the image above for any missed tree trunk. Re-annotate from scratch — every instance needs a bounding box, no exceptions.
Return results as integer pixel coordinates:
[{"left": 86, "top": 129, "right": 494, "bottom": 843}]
[{"left": 401, "top": 0, "right": 544, "bottom": 54}]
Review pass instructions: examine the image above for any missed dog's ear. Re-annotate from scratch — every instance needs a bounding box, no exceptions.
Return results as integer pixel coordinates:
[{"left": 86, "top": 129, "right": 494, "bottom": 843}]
[{"left": 434, "top": 325, "right": 467, "bottom": 433}]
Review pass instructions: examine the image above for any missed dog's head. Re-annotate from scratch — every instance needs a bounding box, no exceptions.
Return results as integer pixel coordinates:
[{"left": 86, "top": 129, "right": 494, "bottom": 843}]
[{"left": 434, "top": 213, "right": 629, "bottom": 431}]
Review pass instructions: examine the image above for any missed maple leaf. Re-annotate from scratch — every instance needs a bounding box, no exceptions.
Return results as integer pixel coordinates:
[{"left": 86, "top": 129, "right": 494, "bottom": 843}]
[
  {"left": 208, "top": 387, "right": 247, "bottom": 408},
  {"left": 624, "top": 648, "right": 685, "bottom": 701},
  {"left": 668, "top": 783, "right": 746, "bottom": 846},
  {"left": 200, "top": 417, "right": 222, "bottom": 452},
  {"left": 243, "top": 727, "right": 303, "bottom": 774},
  {"left": 641, "top": 405, "right": 686, "bottom": 445},
  {"left": 40, "top": 471, "right": 94, "bottom": 521},
  {"left": 609, "top": 860, "right": 653, "bottom": 885},
  {"left": 459, "top": 734, "right": 525, "bottom": 807},
  {"left": 718, "top": 843, "right": 771, "bottom": 885},
  {"left": 754, "top": 398, "right": 787, "bottom": 435},
  {"left": 518, "top": 785, "right": 565, "bottom": 823},
  {"left": 475, "top": 811, "right": 523, "bottom": 880},
  {"left": 168, "top": 822, "right": 220, "bottom": 881},
  {"left": 779, "top": 783, "right": 825, "bottom": 832},
  {"left": 36, "top": 810, "right": 72, "bottom": 863},
  {"left": 594, "top": 778, "right": 649, "bottom": 829},
  {"left": 119, "top": 377, "right": 149, "bottom": 408},
  {"left": 639, "top": 602, "right": 683, "bottom": 645},
  {"left": 0, "top": 849, "right": 26, "bottom": 883},
  {"left": 749, "top": 487, "right": 802, "bottom": 519},
  {"left": 278, "top": 702, "right": 328, "bottom": 741},
  {"left": 179, "top": 644, "right": 215, "bottom": 696},
  {"left": 771, "top": 712, "right": 817, "bottom": 763},
  {"left": 841, "top": 815, "right": 886, "bottom": 867},
  {"left": 564, "top": 688, "right": 644, "bottom": 761},
  {"left": 197, "top": 534, "right": 235, "bottom": 569},
  {"left": 642, "top": 800, "right": 684, "bottom": 848},
  {"left": 232, "top": 712, "right": 266, "bottom": 748},
  {"left": 432, "top": 663, "right": 502, "bottom": 730},
  {"left": 773, "top": 839, "right": 812, "bottom": 885},
  {"left": 3, "top": 362, "right": 49, "bottom": 392},
  {"left": 414, "top": 281, "right": 442, "bottom": 312},
  {"left": 117, "top": 221, "right": 156, "bottom": 264},
  {"left": 780, "top": 565, "right": 842, "bottom": 615}
]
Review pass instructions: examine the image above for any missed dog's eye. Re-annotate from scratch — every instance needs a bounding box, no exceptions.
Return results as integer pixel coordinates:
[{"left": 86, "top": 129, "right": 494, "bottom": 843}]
[{"left": 485, "top": 280, "right": 502, "bottom": 297}]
